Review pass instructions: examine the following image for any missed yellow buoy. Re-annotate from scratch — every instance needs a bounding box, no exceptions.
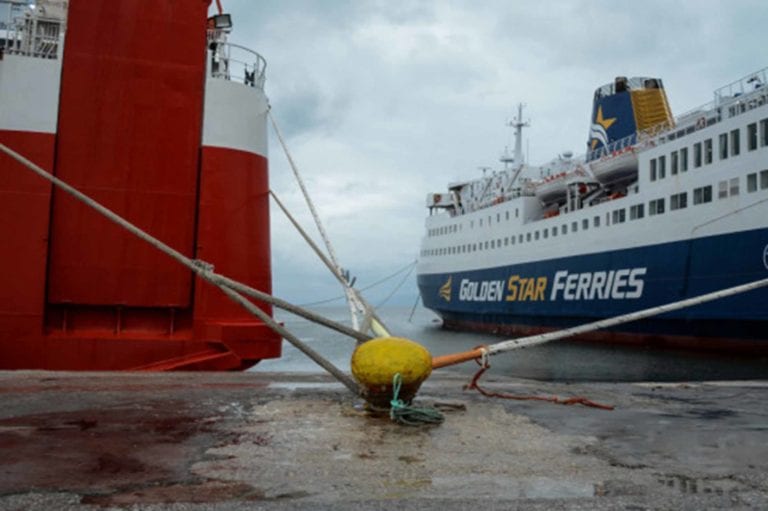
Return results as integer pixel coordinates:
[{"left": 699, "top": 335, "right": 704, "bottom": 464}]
[{"left": 351, "top": 337, "right": 432, "bottom": 409}]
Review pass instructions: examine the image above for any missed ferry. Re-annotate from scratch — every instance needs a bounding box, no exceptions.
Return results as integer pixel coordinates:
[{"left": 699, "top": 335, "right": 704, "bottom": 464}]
[
  {"left": 417, "top": 69, "right": 768, "bottom": 351},
  {"left": 0, "top": 0, "right": 282, "bottom": 369}
]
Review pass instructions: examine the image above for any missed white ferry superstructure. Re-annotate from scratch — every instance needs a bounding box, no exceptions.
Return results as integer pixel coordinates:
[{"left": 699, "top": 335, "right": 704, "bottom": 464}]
[{"left": 417, "top": 70, "right": 768, "bottom": 351}]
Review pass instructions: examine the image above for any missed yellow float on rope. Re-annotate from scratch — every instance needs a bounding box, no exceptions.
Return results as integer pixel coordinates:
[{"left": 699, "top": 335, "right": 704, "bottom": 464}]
[{"left": 351, "top": 337, "right": 432, "bottom": 409}]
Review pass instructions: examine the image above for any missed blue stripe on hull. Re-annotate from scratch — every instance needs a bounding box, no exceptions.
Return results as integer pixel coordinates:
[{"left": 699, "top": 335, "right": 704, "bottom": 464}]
[{"left": 418, "top": 228, "right": 768, "bottom": 344}]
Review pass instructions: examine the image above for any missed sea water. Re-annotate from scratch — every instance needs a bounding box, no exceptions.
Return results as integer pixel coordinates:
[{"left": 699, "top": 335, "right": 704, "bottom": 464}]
[{"left": 253, "top": 305, "right": 767, "bottom": 382}]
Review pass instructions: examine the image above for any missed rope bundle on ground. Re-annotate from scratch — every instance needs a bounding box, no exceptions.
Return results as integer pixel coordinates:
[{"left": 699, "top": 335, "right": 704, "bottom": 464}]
[{"left": 389, "top": 373, "right": 445, "bottom": 426}]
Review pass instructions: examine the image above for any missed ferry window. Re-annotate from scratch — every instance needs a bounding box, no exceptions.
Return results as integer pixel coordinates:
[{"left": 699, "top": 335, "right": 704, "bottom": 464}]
[
  {"left": 719, "top": 133, "right": 728, "bottom": 160},
  {"left": 680, "top": 147, "right": 689, "bottom": 171},
  {"left": 629, "top": 204, "right": 645, "bottom": 219},
  {"left": 612, "top": 209, "right": 626, "bottom": 223},
  {"left": 747, "top": 173, "right": 758, "bottom": 192},
  {"left": 572, "top": 221, "right": 578, "bottom": 232},
  {"left": 473, "top": 243, "right": 478, "bottom": 251},
  {"left": 582, "top": 218, "right": 589, "bottom": 230},
  {"left": 504, "top": 237, "right": 509, "bottom": 246},
  {"left": 761, "top": 119, "right": 768, "bottom": 147},
  {"left": 693, "top": 185, "right": 713, "bottom": 204},
  {"left": 515, "top": 208, "right": 519, "bottom": 218},
  {"left": 485, "top": 241, "right": 489, "bottom": 250},
  {"left": 562, "top": 224, "right": 568, "bottom": 235},
  {"left": 731, "top": 129, "right": 740, "bottom": 156},
  {"left": 505, "top": 211, "right": 510, "bottom": 221},
  {"left": 594, "top": 216, "right": 601, "bottom": 227},
  {"left": 497, "top": 214, "right": 500, "bottom": 222},
  {"left": 511, "top": 236, "right": 516, "bottom": 245},
  {"left": 518, "top": 234, "right": 523, "bottom": 243},
  {"left": 718, "top": 180, "right": 728, "bottom": 199},
  {"left": 498, "top": 238, "right": 502, "bottom": 247},
  {"left": 693, "top": 142, "right": 702, "bottom": 167},
  {"left": 552, "top": 227, "right": 558, "bottom": 237},
  {"left": 658, "top": 155, "right": 666, "bottom": 178},
  {"left": 543, "top": 229, "right": 549, "bottom": 239},
  {"left": 671, "top": 151, "right": 679, "bottom": 175},
  {"left": 730, "top": 177, "right": 739, "bottom": 196},
  {"left": 650, "top": 158, "right": 657, "bottom": 181},
  {"left": 534, "top": 231, "right": 540, "bottom": 240},
  {"left": 704, "top": 138, "right": 713, "bottom": 164},
  {"left": 649, "top": 198, "right": 665, "bottom": 215},
  {"left": 670, "top": 192, "right": 687, "bottom": 210},
  {"left": 488, "top": 216, "right": 492, "bottom": 226},
  {"left": 490, "top": 240, "right": 494, "bottom": 249},
  {"left": 761, "top": 169, "right": 768, "bottom": 189},
  {"left": 748, "top": 123, "right": 758, "bottom": 150},
  {"left": 526, "top": 233, "right": 531, "bottom": 242}
]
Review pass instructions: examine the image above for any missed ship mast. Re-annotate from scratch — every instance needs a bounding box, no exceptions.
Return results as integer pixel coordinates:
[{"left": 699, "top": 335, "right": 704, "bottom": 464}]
[
  {"left": 501, "top": 103, "right": 529, "bottom": 187},
  {"left": 509, "top": 103, "right": 529, "bottom": 167}
]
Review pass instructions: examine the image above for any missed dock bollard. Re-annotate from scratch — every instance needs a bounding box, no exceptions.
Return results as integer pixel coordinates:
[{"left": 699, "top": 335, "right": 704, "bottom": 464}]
[{"left": 351, "top": 337, "right": 432, "bottom": 409}]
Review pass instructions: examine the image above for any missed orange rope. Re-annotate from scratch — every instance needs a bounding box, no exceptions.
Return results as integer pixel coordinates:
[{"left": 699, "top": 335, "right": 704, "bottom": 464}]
[
  {"left": 464, "top": 361, "right": 615, "bottom": 411},
  {"left": 431, "top": 346, "right": 487, "bottom": 369}
]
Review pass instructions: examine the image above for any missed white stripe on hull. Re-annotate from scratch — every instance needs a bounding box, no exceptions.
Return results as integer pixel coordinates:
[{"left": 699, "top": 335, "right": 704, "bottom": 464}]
[{"left": 0, "top": 54, "right": 62, "bottom": 134}]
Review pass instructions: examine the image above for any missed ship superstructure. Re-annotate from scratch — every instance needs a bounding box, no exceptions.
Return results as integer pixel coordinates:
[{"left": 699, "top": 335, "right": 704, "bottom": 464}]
[{"left": 417, "top": 69, "right": 768, "bottom": 350}]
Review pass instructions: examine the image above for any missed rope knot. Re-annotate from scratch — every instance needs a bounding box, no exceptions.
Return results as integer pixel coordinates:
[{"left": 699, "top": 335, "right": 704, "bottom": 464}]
[{"left": 192, "top": 259, "right": 215, "bottom": 277}]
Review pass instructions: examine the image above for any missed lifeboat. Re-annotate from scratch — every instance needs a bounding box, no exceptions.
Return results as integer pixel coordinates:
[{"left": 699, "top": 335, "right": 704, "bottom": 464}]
[
  {"left": 533, "top": 167, "right": 590, "bottom": 205},
  {"left": 588, "top": 145, "right": 639, "bottom": 186}
]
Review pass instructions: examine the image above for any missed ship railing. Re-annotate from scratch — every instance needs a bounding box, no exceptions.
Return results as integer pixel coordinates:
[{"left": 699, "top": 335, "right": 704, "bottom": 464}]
[
  {"left": 0, "top": 0, "right": 64, "bottom": 60},
  {"left": 207, "top": 35, "right": 267, "bottom": 90},
  {"left": 643, "top": 67, "right": 768, "bottom": 149},
  {"left": 587, "top": 132, "right": 637, "bottom": 162},
  {"left": 714, "top": 66, "right": 768, "bottom": 104}
]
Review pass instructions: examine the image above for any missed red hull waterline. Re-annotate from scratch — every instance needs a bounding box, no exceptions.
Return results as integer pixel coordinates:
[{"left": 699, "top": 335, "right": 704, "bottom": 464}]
[{"left": 0, "top": 0, "right": 281, "bottom": 370}]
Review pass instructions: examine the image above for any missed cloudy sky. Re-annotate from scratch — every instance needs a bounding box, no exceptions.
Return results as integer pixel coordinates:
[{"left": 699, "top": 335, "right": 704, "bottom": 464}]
[{"left": 212, "top": 0, "right": 767, "bottom": 307}]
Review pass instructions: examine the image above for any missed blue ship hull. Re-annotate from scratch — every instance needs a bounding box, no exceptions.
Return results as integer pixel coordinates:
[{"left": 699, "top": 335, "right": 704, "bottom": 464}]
[{"left": 418, "top": 228, "right": 768, "bottom": 351}]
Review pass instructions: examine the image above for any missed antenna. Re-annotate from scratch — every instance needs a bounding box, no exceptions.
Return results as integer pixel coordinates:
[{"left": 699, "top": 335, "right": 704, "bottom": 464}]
[{"left": 506, "top": 103, "right": 530, "bottom": 168}]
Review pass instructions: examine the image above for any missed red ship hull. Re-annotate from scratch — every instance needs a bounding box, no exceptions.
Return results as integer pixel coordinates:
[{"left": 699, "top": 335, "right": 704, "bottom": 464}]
[{"left": 0, "top": 0, "right": 281, "bottom": 370}]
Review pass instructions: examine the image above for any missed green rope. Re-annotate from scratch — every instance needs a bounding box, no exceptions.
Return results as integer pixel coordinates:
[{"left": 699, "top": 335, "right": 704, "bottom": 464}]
[{"left": 389, "top": 373, "right": 445, "bottom": 426}]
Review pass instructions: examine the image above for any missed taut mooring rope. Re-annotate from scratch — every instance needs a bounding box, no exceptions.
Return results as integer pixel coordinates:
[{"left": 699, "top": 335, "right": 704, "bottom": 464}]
[
  {"left": 432, "top": 275, "right": 768, "bottom": 369},
  {"left": 269, "top": 110, "right": 390, "bottom": 337},
  {"left": 0, "top": 142, "right": 361, "bottom": 395}
]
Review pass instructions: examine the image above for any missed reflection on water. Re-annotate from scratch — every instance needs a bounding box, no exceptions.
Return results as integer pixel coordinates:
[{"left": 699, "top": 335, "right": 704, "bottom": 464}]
[{"left": 254, "top": 305, "right": 768, "bottom": 382}]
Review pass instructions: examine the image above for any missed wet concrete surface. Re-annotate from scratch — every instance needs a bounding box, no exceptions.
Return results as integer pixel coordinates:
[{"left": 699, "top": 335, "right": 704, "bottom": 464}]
[{"left": 0, "top": 370, "right": 767, "bottom": 510}]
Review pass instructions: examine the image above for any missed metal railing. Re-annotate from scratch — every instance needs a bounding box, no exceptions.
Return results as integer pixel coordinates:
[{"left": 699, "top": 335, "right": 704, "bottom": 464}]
[
  {"left": 715, "top": 66, "right": 768, "bottom": 102},
  {"left": 1, "top": 0, "right": 64, "bottom": 59},
  {"left": 207, "top": 35, "right": 267, "bottom": 90}
]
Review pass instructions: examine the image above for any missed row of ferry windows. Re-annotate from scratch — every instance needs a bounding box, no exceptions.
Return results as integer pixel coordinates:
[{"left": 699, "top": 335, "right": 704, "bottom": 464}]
[
  {"left": 428, "top": 208, "right": 521, "bottom": 237},
  {"left": 650, "top": 118, "right": 768, "bottom": 181},
  {"left": 423, "top": 170, "right": 768, "bottom": 257}
]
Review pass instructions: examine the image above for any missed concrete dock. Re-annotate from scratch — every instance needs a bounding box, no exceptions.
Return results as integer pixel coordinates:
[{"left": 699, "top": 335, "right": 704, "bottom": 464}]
[{"left": 1, "top": 370, "right": 767, "bottom": 510}]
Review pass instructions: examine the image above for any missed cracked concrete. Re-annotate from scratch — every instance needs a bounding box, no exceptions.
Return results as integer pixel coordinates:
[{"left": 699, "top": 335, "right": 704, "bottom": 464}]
[{"left": 0, "top": 371, "right": 767, "bottom": 510}]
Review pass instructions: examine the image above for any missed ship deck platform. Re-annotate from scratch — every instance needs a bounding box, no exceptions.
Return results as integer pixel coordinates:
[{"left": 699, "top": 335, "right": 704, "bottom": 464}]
[{"left": 1, "top": 370, "right": 767, "bottom": 510}]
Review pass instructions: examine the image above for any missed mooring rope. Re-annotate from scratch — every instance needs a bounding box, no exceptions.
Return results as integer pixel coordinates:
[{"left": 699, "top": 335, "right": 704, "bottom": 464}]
[
  {"left": 374, "top": 261, "right": 417, "bottom": 309},
  {"left": 432, "top": 275, "right": 768, "bottom": 369},
  {"left": 297, "top": 260, "right": 418, "bottom": 308},
  {"left": 465, "top": 360, "right": 614, "bottom": 410},
  {"left": 486, "top": 275, "right": 768, "bottom": 357},
  {"left": 269, "top": 111, "right": 390, "bottom": 337},
  {"left": 269, "top": 190, "right": 391, "bottom": 336},
  {"left": 0, "top": 141, "right": 361, "bottom": 395},
  {"left": 389, "top": 373, "right": 445, "bottom": 426}
]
